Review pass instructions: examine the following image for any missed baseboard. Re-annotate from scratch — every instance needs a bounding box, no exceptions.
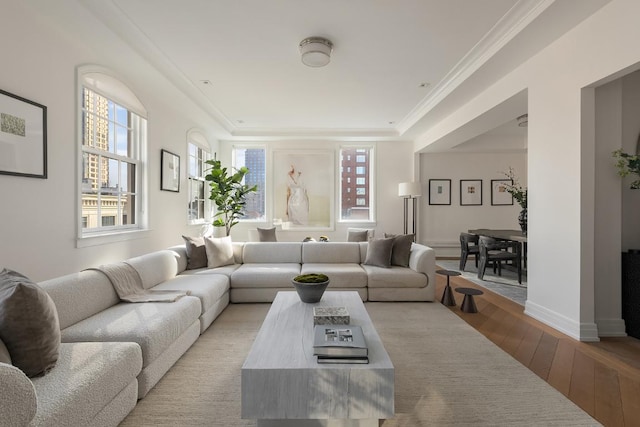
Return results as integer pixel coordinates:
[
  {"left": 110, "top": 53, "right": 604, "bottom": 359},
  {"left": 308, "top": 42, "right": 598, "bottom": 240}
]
[
  {"left": 596, "top": 318, "right": 627, "bottom": 337},
  {"left": 524, "top": 300, "right": 600, "bottom": 342}
]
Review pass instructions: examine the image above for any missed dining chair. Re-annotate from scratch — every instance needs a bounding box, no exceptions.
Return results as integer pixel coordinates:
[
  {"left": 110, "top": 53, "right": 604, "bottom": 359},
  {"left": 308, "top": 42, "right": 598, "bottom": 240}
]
[
  {"left": 477, "top": 236, "right": 522, "bottom": 284},
  {"left": 459, "top": 232, "right": 480, "bottom": 271}
]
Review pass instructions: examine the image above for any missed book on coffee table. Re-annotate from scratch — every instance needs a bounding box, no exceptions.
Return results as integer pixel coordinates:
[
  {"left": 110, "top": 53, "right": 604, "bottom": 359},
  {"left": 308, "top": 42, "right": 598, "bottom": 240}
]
[
  {"left": 317, "top": 355, "right": 369, "bottom": 364},
  {"left": 313, "top": 325, "right": 368, "bottom": 357}
]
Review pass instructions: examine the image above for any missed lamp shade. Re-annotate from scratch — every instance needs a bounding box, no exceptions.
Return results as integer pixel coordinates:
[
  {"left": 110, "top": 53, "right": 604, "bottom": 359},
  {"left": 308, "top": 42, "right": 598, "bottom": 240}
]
[
  {"left": 398, "top": 182, "right": 422, "bottom": 197},
  {"left": 299, "top": 37, "right": 333, "bottom": 67}
]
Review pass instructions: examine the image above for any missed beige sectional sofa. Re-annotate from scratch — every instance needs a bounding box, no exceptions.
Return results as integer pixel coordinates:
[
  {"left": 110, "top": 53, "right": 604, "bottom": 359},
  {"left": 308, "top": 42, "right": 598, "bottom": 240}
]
[{"left": 0, "top": 240, "right": 435, "bottom": 426}]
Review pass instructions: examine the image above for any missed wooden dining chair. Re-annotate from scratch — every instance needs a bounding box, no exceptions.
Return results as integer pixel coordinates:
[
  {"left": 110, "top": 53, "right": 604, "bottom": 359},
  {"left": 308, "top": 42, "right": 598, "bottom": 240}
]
[
  {"left": 459, "top": 232, "right": 480, "bottom": 271},
  {"left": 477, "top": 236, "right": 522, "bottom": 284}
]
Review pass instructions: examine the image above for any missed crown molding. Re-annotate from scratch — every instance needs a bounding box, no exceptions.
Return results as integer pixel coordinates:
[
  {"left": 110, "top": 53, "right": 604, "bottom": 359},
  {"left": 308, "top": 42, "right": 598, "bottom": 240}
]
[{"left": 396, "top": 0, "right": 554, "bottom": 136}]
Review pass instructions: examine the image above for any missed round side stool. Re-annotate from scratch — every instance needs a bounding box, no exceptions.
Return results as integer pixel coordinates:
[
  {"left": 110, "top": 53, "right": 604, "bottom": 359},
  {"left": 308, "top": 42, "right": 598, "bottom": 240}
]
[
  {"left": 436, "top": 269, "right": 461, "bottom": 307},
  {"left": 455, "top": 287, "right": 484, "bottom": 313}
]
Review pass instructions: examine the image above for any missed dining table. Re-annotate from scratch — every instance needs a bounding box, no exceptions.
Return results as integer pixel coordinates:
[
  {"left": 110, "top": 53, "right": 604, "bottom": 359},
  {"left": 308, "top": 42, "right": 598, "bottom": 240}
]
[{"left": 468, "top": 229, "right": 527, "bottom": 269}]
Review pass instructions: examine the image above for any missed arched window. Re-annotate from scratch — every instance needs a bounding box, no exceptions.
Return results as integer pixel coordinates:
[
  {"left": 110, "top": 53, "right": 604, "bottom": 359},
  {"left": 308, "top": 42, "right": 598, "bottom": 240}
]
[{"left": 77, "top": 66, "right": 147, "bottom": 239}]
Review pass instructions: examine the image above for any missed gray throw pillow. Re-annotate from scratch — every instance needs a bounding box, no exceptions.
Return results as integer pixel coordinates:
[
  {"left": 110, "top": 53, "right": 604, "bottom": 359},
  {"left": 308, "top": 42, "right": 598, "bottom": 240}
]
[
  {"left": 385, "top": 233, "right": 414, "bottom": 267},
  {"left": 205, "top": 236, "right": 235, "bottom": 268},
  {"left": 364, "top": 238, "right": 395, "bottom": 268},
  {"left": 182, "top": 235, "right": 208, "bottom": 270},
  {"left": 0, "top": 337, "right": 11, "bottom": 365},
  {"left": 347, "top": 229, "right": 369, "bottom": 242},
  {"left": 257, "top": 227, "right": 277, "bottom": 242},
  {"left": 0, "top": 269, "right": 61, "bottom": 377}
]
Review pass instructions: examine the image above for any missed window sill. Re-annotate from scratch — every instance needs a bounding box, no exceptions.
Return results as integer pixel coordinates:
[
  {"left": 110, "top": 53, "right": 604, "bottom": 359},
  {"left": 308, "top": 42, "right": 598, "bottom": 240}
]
[{"left": 76, "top": 229, "right": 151, "bottom": 248}]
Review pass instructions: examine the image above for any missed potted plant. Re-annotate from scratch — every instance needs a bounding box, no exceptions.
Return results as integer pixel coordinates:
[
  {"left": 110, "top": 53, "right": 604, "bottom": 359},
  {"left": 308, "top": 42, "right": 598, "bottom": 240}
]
[
  {"left": 205, "top": 156, "right": 257, "bottom": 236},
  {"left": 500, "top": 167, "right": 528, "bottom": 234},
  {"left": 612, "top": 149, "right": 640, "bottom": 189},
  {"left": 292, "top": 273, "right": 330, "bottom": 303}
]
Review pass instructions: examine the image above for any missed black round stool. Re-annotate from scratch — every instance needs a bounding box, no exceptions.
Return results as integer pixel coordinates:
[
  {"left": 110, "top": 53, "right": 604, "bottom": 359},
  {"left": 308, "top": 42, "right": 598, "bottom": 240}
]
[
  {"left": 436, "top": 269, "right": 461, "bottom": 307},
  {"left": 455, "top": 287, "right": 484, "bottom": 313}
]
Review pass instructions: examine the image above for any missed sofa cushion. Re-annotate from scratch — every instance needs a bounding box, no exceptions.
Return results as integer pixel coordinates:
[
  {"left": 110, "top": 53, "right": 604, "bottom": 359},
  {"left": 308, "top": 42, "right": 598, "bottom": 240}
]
[
  {"left": 0, "top": 337, "right": 10, "bottom": 364},
  {"left": 347, "top": 229, "right": 369, "bottom": 242},
  {"left": 385, "top": 233, "right": 414, "bottom": 267},
  {"left": 363, "top": 238, "right": 394, "bottom": 268},
  {"left": 30, "top": 342, "right": 142, "bottom": 427},
  {"left": 126, "top": 250, "right": 180, "bottom": 290},
  {"left": 60, "top": 296, "right": 200, "bottom": 367},
  {"left": 362, "top": 265, "right": 428, "bottom": 288},
  {"left": 180, "top": 264, "right": 240, "bottom": 278},
  {"left": 182, "top": 236, "right": 208, "bottom": 270},
  {"left": 205, "top": 236, "right": 235, "bottom": 268},
  {"left": 231, "top": 264, "right": 301, "bottom": 288},
  {"left": 302, "top": 242, "right": 361, "bottom": 264},
  {"left": 257, "top": 227, "right": 277, "bottom": 242},
  {"left": 300, "top": 264, "right": 367, "bottom": 288},
  {"left": 243, "top": 242, "right": 302, "bottom": 263},
  {"left": 152, "top": 274, "right": 229, "bottom": 314},
  {"left": 0, "top": 269, "right": 61, "bottom": 378}
]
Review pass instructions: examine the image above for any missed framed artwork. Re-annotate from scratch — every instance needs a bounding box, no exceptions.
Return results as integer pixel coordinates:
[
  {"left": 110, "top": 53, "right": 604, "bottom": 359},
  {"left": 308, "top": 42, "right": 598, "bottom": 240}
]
[
  {"left": 272, "top": 150, "right": 334, "bottom": 230},
  {"left": 491, "top": 179, "right": 513, "bottom": 205},
  {"left": 429, "top": 179, "right": 451, "bottom": 205},
  {"left": 0, "top": 89, "right": 47, "bottom": 178},
  {"left": 161, "top": 149, "right": 180, "bottom": 192},
  {"left": 460, "top": 179, "right": 482, "bottom": 205}
]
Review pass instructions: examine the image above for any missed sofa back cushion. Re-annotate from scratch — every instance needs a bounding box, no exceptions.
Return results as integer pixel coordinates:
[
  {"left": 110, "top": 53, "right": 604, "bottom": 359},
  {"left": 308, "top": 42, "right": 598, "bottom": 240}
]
[
  {"left": 302, "top": 242, "right": 361, "bottom": 263},
  {"left": 39, "top": 270, "right": 119, "bottom": 330},
  {"left": 243, "top": 242, "right": 302, "bottom": 263},
  {"left": 126, "top": 250, "right": 179, "bottom": 290}
]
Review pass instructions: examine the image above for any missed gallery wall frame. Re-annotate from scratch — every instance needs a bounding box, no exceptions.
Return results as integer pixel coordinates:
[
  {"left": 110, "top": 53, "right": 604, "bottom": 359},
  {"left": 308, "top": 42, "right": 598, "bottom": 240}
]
[
  {"left": 460, "top": 179, "right": 482, "bottom": 206},
  {"left": 0, "top": 88, "right": 47, "bottom": 179},
  {"left": 161, "top": 149, "right": 180, "bottom": 192},
  {"left": 272, "top": 149, "right": 334, "bottom": 230},
  {"left": 429, "top": 179, "right": 451, "bottom": 205},
  {"left": 491, "top": 179, "right": 514, "bottom": 205}
]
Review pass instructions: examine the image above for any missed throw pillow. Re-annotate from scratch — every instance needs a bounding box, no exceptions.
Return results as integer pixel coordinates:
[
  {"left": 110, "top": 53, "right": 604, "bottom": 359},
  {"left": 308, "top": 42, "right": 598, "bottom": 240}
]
[
  {"left": 0, "top": 337, "right": 11, "bottom": 365},
  {"left": 385, "top": 233, "right": 414, "bottom": 267},
  {"left": 204, "top": 236, "right": 235, "bottom": 268},
  {"left": 257, "top": 227, "right": 277, "bottom": 242},
  {"left": 363, "top": 237, "right": 395, "bottom": 268},
  {"left": 182, "top": 235, "right": 208, "bottom": 270},
  {"left": 347, "top": 229, "right": 369, "bottom": 242},
  {"left": 0, "top": 269, "right": 61, "bottom": 377}
]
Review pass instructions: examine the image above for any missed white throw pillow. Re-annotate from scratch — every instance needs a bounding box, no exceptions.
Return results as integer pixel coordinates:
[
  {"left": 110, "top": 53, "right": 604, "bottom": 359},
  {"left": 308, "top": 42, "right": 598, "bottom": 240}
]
[{"left": 204, "top": 236, "right": 235, "bottom": 268}]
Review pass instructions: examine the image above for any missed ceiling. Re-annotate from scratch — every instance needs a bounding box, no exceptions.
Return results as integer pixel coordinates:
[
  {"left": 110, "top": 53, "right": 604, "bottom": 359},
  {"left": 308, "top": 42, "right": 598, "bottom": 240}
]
[{"left": 75, "top": 0, "right": 611, "bottom": 144}]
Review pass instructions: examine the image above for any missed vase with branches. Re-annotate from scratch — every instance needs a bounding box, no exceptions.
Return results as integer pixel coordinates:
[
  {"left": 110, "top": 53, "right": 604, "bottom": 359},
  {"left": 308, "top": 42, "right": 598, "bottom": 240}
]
[
  {"left": 612, "top": 149, "right": 640, "bottom": 189},
  {"left": 501, "top": 167, "right": 528, "bottom": 234}
]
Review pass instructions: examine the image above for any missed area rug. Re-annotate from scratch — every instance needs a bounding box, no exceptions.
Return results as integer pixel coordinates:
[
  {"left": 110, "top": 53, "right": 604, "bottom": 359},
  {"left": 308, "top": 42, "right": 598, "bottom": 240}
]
[{"left": 120, "top": 302, "right": 599, "bottom": 426}]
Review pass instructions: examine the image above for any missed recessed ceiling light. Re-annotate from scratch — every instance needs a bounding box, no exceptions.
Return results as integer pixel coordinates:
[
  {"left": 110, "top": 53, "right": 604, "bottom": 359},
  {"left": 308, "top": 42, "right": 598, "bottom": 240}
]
[
  {"left": 418, "top": 82, "right": 430, "bottom": 88},
  {"left": 237, "top": 119, "right": 244, "bottom": 124},
  {"left": 388, "top": 121, "right": 395, "bottom": 125},
  {"left": 200, "top": 80, "right": 212, "bottom": 85}
]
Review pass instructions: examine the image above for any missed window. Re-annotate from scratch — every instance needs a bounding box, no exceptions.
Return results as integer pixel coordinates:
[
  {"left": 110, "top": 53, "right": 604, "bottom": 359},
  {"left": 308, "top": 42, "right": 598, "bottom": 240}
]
[
  {"left": 80, "top": 77, "right": 146, "bottom": 236},
  {"left": 187, "top": 131, "right": 211, "bottom": 223},
  {"left": 340, "top": 146, "right": 373, "bottom": 221},
  {"left": 233, "top": 147, "right": 266, "bottom": 220}
]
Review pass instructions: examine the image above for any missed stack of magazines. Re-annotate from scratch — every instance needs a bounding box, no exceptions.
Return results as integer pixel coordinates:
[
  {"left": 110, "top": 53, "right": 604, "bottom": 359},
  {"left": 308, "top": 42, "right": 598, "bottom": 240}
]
[{"left": 313, "top": 325, "right": 369, "bottom": 364}]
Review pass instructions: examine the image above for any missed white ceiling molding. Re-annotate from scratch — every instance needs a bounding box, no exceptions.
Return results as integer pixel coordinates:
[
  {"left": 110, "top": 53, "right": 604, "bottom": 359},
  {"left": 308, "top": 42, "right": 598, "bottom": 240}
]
[{"left": 396, "top": 0, "right": 554, "bottom": 136}]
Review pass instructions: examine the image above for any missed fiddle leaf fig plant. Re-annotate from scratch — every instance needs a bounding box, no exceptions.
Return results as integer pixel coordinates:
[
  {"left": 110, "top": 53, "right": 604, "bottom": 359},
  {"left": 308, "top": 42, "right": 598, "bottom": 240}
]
[
  {"left": 612, "top": 149, "right": 640, "bottom": 189},
  {"left": 205, "top": 156, "right": 257, "bottom": 236}
]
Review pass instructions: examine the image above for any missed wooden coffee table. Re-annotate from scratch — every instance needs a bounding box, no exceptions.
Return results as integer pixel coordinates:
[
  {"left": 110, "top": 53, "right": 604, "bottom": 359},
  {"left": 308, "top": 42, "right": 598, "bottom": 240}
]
[{"left": 241, "top": 291, "right": 394, "bottom": 427}]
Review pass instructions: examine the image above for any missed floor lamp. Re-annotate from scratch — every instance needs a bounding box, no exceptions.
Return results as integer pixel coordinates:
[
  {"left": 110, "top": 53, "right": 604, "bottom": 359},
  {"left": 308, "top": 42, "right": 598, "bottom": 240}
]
[{"left": 399, "top": 182, "right": 422, "bottom": 240}]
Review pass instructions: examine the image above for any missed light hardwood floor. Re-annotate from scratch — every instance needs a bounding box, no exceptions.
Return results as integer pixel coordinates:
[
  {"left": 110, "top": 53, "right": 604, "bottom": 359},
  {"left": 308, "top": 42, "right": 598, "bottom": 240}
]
[{"left": 434, "top": 269, "right": 640, "bottom": 427}]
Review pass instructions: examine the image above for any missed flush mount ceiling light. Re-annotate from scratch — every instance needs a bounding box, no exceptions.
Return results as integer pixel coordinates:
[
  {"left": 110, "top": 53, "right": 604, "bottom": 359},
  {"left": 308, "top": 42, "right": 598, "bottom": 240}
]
[
  {"left": 517, "top": 114, "right": 528, "bottom": 127},
  {"left": 299, "top": 37, "right": 333, "bottom": 67}
]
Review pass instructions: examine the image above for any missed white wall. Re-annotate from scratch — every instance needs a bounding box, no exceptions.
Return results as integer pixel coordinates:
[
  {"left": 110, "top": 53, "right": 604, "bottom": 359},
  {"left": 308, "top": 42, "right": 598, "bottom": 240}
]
[
  {"left": 0, "top": 3, "right": 415, "bottom": 281},
  {"left": 219, "top": 140, "right": 415, "bottom": 243},
  {"left": 414, "top": 0, "right": 640, "bottom": 340},
  {"left": 419, "top": 152, "right": 527, "bottom": 257}
]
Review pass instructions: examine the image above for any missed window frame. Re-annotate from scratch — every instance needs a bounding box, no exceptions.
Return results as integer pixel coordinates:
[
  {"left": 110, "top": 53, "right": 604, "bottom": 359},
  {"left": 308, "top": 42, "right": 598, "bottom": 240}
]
[
  {"left": 231, "top": 144, "right": 266, "bottom": 222},
  {"left": 338, "top": 145, "right": 375, "bottom": 223},
  {"left": 76, "top": 66, "right": 148, "bottom": 247},
  {"left": 186, "top": 130, "right": 212, "bottom": 225}
]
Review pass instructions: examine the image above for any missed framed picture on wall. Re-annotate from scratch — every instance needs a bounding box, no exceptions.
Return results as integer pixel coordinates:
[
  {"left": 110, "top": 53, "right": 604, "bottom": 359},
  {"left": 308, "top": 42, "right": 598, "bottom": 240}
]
[
  {"left": 272, "top": 149, "right": 334, "bottom": 230},
  {"left": 161, "top": 149, "right": 180, "bottom": 192},
  {"left": 0, "top": 88, "right": 47, "bottom": 179},
  {"left": 429, "top": 179, "right": 451, "bottom": 205},
  {"left": 460, "top": 179, "right": 482, "bottom": 205},
  {"left": 491, "top": 179, "right": 513, "bottom": 205}
]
